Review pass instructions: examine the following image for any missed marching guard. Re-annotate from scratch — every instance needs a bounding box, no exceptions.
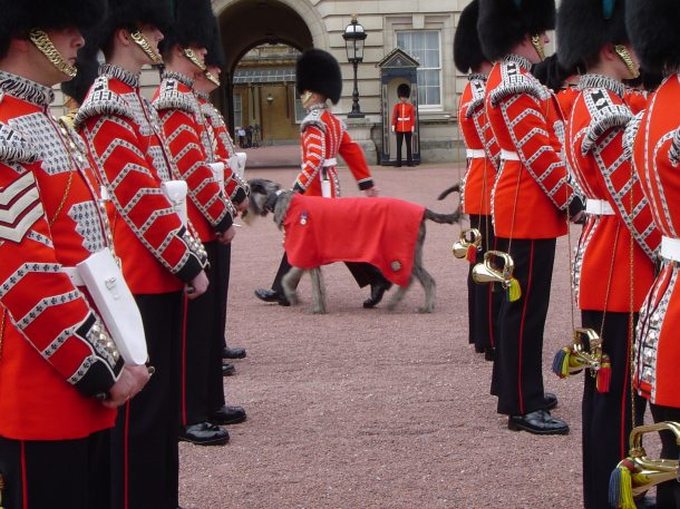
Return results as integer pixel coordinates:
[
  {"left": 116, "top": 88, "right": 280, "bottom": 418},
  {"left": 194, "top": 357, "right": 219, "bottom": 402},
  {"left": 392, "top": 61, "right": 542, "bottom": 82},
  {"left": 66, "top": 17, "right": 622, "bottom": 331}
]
[
  {"left": 154, "top": 0, "right": 246, "bottom": 447},
  {"left": 453, "top": 0, "right": 501, "bottom": 359},
  {"left": 477, "top": 0, "right": 582, "bottom": 434},
  {"left": 0, "top": 0, "right": 151, "bottom": 506},
  {"left": 254, "top": 48, "right": 393, "bottom": 310},
  {"left": 557, "top": 0, "right": 661, "bottom": 505},
  {"left": 627, "top": 0, "right": 680, "bottom": 505},
  {"left": 74, "top": 1, "right": 212, "bottom": 507}
]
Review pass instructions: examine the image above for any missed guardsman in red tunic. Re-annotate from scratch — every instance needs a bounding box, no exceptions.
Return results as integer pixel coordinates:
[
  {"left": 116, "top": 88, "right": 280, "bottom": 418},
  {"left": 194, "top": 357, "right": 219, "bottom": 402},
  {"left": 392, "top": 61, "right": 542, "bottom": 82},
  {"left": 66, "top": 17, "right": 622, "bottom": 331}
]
[
  {"left": 478, "top": 0, "right": 583, "bottom": 435},
  {"left": 155, "top": 0, "right": 246, "bottom": 449},
  {"left": 0, "top": 1, "right": 150, "bottom": 506},
  {"left": 557, "top": 0, "right": 661, "bottom": 505},
  {"left": 194, "top": 24, "right": 249, "bottom": 369},
  {"left": 627, "top": 0, "right": 680, "bottom": 505},
  {"left": 74, "top": 1, "right": 212, "bottom": 506},
  {"left": 391, "top": 83, "right": 416, "bottom": 167},
  {"left": 255, "top": 49, "right": 393, "bottom": 309},
  {"left": 454, "top": 0, "right": 501, "bottom": 359}
]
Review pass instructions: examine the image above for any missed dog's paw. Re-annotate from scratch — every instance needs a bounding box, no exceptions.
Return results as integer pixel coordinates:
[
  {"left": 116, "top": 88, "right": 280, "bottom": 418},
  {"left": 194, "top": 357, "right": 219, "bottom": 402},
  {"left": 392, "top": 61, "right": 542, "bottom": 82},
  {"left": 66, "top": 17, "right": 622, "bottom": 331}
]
[
  {"left": 311, "top": 306, "right": 327, "bottom": 314},
  {"left": 417, "top": 305, "right": 434, "bottom": 314},
  {"left": 287, "top": 292, "right": 299, "bottom": 306}
]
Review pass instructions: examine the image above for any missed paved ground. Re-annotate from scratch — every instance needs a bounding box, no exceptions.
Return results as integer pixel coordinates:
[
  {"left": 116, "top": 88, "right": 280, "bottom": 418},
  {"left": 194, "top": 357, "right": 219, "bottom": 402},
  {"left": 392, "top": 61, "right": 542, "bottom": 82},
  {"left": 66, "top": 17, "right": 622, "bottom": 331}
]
[{"left": 178, "top": 161, "right": 612, "bottom": 508}]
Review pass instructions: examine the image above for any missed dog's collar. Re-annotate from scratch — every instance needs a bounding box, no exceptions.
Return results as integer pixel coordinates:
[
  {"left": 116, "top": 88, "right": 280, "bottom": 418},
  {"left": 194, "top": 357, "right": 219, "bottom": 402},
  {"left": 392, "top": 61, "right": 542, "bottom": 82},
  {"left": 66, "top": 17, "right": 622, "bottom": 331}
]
[{"left": 264, "top": 189, "right": 284, "bottom": 213}]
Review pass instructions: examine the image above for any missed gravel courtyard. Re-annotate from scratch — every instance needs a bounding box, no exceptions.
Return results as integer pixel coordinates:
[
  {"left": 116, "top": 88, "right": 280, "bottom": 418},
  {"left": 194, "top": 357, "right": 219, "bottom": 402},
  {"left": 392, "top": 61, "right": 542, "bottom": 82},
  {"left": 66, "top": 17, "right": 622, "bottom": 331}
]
[{"left": 179, "top": 162, "right": 612, "bottom": 509}]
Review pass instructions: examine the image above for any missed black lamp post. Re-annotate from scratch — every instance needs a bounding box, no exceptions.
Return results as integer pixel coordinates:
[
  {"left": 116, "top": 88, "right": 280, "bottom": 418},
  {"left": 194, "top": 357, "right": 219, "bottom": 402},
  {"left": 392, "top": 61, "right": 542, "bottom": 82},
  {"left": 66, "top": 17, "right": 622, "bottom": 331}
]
[{"left": 342, "top": 15, "right": 367, "bottom": 118}]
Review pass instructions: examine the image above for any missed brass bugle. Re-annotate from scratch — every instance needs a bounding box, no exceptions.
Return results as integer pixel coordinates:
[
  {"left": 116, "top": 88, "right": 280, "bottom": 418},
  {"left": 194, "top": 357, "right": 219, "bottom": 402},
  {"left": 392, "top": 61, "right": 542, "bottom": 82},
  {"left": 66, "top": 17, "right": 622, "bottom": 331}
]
[
  {"left": 568, "top": 327, "right": 603, "bottom": 373},
  {"left": 471, "top": 250, "right": 514, "bottom": 286},
  {"left": 617, "top": 422, "right": 680, "bottom": 498},
  {"left": 452, "top": 228, "right": 482, "bottom": 259}
]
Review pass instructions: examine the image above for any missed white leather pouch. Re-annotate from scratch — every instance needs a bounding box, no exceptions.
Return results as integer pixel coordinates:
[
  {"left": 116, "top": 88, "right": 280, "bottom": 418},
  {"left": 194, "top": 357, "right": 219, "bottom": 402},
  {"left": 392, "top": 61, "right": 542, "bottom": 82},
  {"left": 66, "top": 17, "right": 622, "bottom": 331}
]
[
  {"left": 77, "top": 249, "right": 148, "bottom": 365},
  {"left": 208, "top": 162, "right": 225, "bottom": 185},
  {"left": 162, "top": 180, "right": 188, "bottom": 226}
]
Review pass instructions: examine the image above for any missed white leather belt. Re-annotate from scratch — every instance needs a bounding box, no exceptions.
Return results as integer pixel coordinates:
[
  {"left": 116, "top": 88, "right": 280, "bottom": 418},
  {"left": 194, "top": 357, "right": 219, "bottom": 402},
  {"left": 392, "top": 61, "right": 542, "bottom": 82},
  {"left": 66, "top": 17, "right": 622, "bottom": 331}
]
[
  {"left": 500, "top": 149, "right": 520, "bottom": 161},
  {"left": 661, "top": 236, "right": 680, "bottom": 262},
  {"left": 397, "top": 117, "right": 411, "bottom": 121},
  {"left": 322, "top": 158, "right": 337, "bottom": 167},
  {"left": 62, "top": 266, "right": 84, "bottom": 287},
  {"left": 585, "top": 199, "right": 615, "bottom": 216},
  {"left": 466, "top": 149, "right": 486, "bottom": 159}
]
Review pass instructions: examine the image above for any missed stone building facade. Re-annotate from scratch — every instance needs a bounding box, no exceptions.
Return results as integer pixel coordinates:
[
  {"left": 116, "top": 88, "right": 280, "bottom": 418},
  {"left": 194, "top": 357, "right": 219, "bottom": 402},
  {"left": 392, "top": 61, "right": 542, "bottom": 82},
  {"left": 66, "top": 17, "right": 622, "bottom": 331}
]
[{"left": 55, "top": 1, "right": 474, "bottom": 163}]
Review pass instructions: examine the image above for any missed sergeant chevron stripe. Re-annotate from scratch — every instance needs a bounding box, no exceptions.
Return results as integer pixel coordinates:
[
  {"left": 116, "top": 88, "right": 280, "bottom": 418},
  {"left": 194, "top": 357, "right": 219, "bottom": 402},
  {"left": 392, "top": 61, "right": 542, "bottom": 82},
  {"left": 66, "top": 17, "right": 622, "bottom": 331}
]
[{"left": 0, "top": 172, "right": 43, "bottom": 242}]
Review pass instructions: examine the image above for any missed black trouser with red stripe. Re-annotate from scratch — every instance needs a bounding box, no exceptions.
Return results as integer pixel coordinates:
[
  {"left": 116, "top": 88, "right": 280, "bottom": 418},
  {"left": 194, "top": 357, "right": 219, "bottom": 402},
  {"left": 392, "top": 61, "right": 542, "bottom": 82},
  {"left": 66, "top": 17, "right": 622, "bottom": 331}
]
[
  {"left": 182, "top": 241, "right": 224, "bottom": 425},
  {"left": 466, "top": 214, "right": 501, "bottom": 352},
  {"left": 111, "top": 291, "right": 182, "bottom": 509},
  {"left": 395, "top": 131, "right": 413, "bottom": 166},
  {"left": 0, "top": 430, "right": 111, "bottom": 509},
  {"left": 649, "top": 404, "right": 680, "bottom": 508},
  {"left": 210, "top": 243, "right": 229, "bottom": 411},
  {"left": 581, "top": 311, "right": 646, "bottom": 509},
  {"left": 492, "top": 238, "right": 555, "bottom": 415}
]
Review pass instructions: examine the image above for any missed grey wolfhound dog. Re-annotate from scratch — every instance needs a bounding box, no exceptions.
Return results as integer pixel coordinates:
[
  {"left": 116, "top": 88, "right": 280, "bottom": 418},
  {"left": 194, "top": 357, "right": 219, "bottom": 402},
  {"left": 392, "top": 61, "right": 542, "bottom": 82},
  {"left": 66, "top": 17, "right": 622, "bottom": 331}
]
[{"left": 244, "top": 178, "right": 461, "bottom": 314}]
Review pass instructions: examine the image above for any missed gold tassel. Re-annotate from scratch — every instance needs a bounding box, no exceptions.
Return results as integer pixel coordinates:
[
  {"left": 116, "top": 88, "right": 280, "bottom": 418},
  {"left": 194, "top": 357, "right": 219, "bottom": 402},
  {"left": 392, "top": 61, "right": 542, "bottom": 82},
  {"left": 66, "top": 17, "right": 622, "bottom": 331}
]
[{"left": 506, "top": 277, "right": 521, "bottom": 302}]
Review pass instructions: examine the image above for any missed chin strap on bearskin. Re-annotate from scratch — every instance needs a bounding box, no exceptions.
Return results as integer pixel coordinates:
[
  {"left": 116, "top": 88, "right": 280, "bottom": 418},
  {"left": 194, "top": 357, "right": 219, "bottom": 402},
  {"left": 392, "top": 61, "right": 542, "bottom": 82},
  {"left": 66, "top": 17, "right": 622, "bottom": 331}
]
[
  {"left": 130, "top": 31, "right": 163, "bottom": 65},
  {"left": 29, "top": 29, "right": 77, "bottom": 78}
]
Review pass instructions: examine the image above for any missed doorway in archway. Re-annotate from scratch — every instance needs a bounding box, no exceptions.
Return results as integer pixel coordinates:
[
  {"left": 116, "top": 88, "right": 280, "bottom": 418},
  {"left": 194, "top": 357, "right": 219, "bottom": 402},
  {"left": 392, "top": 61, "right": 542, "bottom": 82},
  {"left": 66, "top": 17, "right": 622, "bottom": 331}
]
[
  {"left": 232, "top": 44, "right": 302, "bottom": 147},
  {"left": 211, "top": 0, "right": 315, "bottom": 146}
]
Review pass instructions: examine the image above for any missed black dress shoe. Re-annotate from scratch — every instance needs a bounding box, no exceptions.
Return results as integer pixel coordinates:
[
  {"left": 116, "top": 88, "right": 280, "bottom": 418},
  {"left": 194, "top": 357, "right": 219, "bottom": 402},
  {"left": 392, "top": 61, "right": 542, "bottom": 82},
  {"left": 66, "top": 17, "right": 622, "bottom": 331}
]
[
  {"left": 209, "top": 405, "right": 247, "bottom": 425},
  {"left": 222, "top": 363, "right": 235, "bottom": 376},
  {"left": 484, "top": 346, "right": 495, "bottom": 362},
  {"left": 508, "top": 409, "right": 569, "bottom": 435},
  {"left": 543, "top": 392, "right": 558, "bottom": 410},
  {"left": 254, "top": 288, "right": 289, "bottom": 306},
  {"left": 222, "top": 346, "right": 246, "bottom": 359},
  {"left": 363, "top": 281, "right": 389, "bottom": 309},
  {"left": 178, "top": 422, "right": 229, "bottom": 445}
]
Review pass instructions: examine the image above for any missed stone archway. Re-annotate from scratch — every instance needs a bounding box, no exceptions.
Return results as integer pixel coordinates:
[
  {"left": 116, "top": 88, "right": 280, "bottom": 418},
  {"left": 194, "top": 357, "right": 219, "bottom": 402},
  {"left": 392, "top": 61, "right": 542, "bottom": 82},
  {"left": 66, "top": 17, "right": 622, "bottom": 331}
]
[
  {"left": 212, "top": 0, "right": 326, "bottom": 73},
  {"left": 210, "top": 0, "right": 325, "bottom": 136}
]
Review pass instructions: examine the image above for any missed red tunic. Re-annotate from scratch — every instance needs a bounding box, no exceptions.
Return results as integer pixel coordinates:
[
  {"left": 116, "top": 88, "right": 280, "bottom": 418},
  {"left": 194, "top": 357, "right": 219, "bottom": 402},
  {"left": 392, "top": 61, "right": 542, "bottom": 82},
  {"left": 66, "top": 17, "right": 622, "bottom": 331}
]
[
  {"left": 283, "top": 194, "right": 424, "bottom": 287},
  {"left": 632, "top": 74, "right": 680, "bottom": 407},
  {"left": 565, "top": 74, "right": 659, "bottom": 313},
  {"left": 153, "top": 72, "right": 234, "bottom": 242},
  {"left": 624, "top": 89, "right": 648, "bottom": 115},
  {"left": 485, "top": 55, "right": 572, "bottom": 239},
  {"left": 293, "top": 105, "right": 374, "bottom": 197},
  {"left": 555, "top": 86, "right": 579, "bottom": 120},
  {"left": 196, "top": 93, "right": 248, "bottom": 204},
  {"left": 458, "top": 74, "right": 499, "bottom": 216},
  {"left": 391, "top": 101, "right": 416, "bottom": 132},
  {"left": 77, "top": 65, "right": 203, "bottom": 294},
  {"left": 0, "top": 72, "right": 123, "bottom": 440}
]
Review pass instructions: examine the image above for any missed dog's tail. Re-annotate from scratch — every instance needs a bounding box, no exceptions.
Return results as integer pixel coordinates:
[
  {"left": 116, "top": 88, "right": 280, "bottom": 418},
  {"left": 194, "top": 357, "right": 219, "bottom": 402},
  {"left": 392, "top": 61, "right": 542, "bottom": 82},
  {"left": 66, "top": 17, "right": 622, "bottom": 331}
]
[
  {"left": 424, "top": 208, "right": 462, "bottom": 225},
  {"left": 436, "top": 182, "right": 461, "bottom": 201}
]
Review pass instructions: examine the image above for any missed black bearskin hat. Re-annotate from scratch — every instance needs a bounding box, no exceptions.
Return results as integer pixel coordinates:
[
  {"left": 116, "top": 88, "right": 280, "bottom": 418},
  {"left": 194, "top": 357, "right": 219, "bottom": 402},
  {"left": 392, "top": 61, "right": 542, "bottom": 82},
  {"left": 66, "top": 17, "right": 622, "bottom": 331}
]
[
  {"left": 296, "top": 49, "right": 342, "bottom": 104},
  {"left": 626, "top": 0, "right": 680, "bottom": 73},
  {"left": 454, "top": 0, "right": 486, "bottom": 73},
  {"left": 532, "top": 54, "right": 575, "bottom": 91},
  {"left": 397, "top": 83, "right": 411, "bottom": 98},
  {"left": 160, "top": 0, "right": 216, "bottom": 56},
  {"left": 557, "top": 0, "right": 628, "bottom": 71},
  {"left": 477, "top": 0, "right": 556, "bottom": 61},
  {"left": 204, "top": 17, "right": 225, "bottom": 68},
  {"left": 0, "top": 0, "right": 106, "bottom": 57}
]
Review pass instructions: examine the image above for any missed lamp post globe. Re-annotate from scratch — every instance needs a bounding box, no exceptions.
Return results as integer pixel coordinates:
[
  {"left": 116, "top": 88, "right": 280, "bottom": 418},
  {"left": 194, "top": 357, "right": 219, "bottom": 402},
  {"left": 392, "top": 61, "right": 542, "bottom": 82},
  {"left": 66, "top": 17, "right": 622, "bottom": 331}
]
[{"left": 342, "top": 15, "right": 367, "bottom": 118}]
